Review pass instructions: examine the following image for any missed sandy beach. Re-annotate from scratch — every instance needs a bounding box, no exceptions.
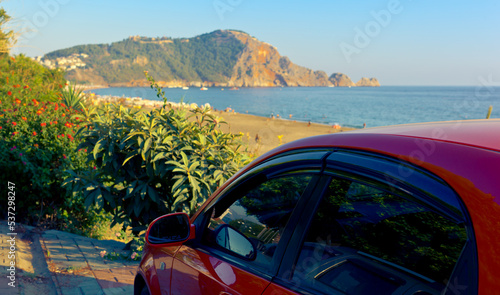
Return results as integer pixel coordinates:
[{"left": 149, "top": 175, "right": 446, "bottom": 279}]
[{"left": 216, "top": 111, "right": 356, "bottom": 155}]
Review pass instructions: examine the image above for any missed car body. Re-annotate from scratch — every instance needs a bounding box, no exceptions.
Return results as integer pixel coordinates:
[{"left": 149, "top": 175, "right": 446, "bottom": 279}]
[{"left": 134, "top": 119, "right": 500, "bottom": 295}]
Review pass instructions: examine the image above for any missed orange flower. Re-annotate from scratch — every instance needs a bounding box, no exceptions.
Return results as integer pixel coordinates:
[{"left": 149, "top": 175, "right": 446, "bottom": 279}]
[
  {"left": 36, "top": 111, "right": 42, "bottom": 115},
  {"left": 34, "top": 144, "right": 38, "bottom": 148},
  {"left": 53, "top": 121, "right": 58, "bottom": 124},
  {"left": 12, "top": 132, "right": 18, "bottom": 136},
  {"left": 11, "top": 122, "right": 16, "bottom": 126},
  {"left": 7, "top": 91, "right": 12, "bottom": 96},
  {"left": 32, "top": 99, "right": 39, "bottom": 106},
  {"left": 22, "top": 117, "right": 27, "bottom": 121},
  {"left": 32, "top": 131, "right": 37, "bottom": 136},
  {"left": 61, "top": 113, "right": 65, "bottom": 117},
  {"left": 41, "top": 122, "right": 47, "bottom": 127},
  {"left": 15, "top": 98, "right": 21, "bottom": 104},
  {"left": 23, "top": 85, "right": 29, "bottom": 89}
]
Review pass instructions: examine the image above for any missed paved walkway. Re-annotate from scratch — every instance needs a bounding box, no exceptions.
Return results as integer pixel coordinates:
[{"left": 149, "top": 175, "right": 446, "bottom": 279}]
[{"left": 1, "top": 222, "right": 138, "bottom": 295}]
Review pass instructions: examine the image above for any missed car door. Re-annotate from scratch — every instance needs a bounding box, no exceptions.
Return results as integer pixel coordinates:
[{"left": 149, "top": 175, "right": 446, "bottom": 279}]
[
  {"left": 169, "top": 151, "right": 329, "bottom": 295},
  {"left": 264, "top": 149, "right": 477, "bottom": 295}
]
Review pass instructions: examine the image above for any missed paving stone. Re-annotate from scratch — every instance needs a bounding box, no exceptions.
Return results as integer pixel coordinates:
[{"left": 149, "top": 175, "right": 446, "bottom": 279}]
[
  {"left": 2, "top": 222, "right": 138, "bottom": 295},
  {"left": 103, "top": 286, "right": 133, "bottom": 295}
]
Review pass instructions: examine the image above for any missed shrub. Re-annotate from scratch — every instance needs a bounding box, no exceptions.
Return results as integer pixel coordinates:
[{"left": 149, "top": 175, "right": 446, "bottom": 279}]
[
  {"left": 61, "top": 84, "right": 86, "bottom": 110},
  {"left": 0, "top": 54, "right": 100, "bottom": 232},
  {"left": 0, "top": 54, "right": 66, "bottom": 101},
  {"left": 64, "top": 73, "right": 252, "bottom": 233}
]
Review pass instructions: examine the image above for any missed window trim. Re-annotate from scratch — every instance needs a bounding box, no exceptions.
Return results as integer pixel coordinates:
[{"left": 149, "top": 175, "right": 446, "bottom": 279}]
[
  {"left": 275, "top": 149, "right": 478, "bottom": 295},
  {"left": 189, "top": 150, "right": 331, "bottom": 279}
]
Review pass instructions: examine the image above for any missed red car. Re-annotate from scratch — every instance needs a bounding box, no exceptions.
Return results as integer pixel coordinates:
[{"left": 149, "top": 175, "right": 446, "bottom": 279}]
[{"left": 135, "top": 119, "right": 500, "bottom": 295}]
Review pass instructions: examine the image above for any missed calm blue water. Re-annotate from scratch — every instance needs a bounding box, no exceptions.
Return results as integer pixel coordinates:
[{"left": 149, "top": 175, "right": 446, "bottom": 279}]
[{"left": 89, "top": 86, "right": 500, "bottom": 128}]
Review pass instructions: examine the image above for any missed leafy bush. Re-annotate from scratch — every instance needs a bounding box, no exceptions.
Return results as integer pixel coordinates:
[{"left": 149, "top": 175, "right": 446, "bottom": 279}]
[
  {"left": 61, "top": 84, "right": 86, "bottom": 110},
  {"left": 64, "top": 73, "right": 252, "bottom": 232},
  {"left": 0, "top": 54, "right": 102, "bottom": 232}
]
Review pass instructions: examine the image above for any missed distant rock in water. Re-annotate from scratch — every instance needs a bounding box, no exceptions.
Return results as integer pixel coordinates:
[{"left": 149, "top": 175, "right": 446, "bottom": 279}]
[
  {"left": 356, "top": 77, "right": 380, "bottom": 87},
  {"left": 329, "top": 73, "right": 356, "bottom": 87},
  {"left": 40, "top": 30, "right": 379, "bottom": 87}
]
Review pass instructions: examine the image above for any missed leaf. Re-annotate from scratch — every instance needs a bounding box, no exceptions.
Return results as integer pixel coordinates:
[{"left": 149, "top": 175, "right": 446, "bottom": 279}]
[
  {"left": 188, "top": 161, "right": 200, "bottom": 172},
  {"left": 123, "top": 150, "right": 139, "bottom": 166},
  {"left": 142, "top": 137, "right": 152, "bottom": 160},
  {"left": 125, "top": 180, "right": 138, "bottom": 199},
  {"left": 152, "top": 152, "right": 167, "bottom": 162},
  {"left": 180, "top": 151, "right": 189, "bottom": 166},
  {"left": 172, "top": 176, "right": 186, "bottom": 193},
  {"left": 93, "top": 138, "right": 105, "bottom": 160},
  {"left": 147, "top": 186, "right": 160, "bottom": 203},
  {"left": 102, "top": 188, "right": 116, "bottom": 208},
  {"left": 84, "top": 188, "right": 101, "bottom": 209},
  {"left": 172, "top": 192, "right": 189, "bottom": 211},
  {"left": 198, "top": 134, "right": 206, "bottom": 146}
]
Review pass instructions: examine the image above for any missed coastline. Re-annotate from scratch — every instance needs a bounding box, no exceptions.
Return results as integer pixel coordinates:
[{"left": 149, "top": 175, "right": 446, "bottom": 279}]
[
  {"left": 218, "top": 111, "right": 355, "bottom": 155},
  {"left": 87, "top": 94, "right": 356, "bottom": 155}
]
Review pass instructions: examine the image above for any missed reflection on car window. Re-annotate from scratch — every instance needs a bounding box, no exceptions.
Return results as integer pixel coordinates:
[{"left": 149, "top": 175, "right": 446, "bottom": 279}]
[
  {"left": 205, "top": 174, "right": 312, "bottom": 272},
  {"left": 292, "top": 177, "right": 467, "bottom": 295}
]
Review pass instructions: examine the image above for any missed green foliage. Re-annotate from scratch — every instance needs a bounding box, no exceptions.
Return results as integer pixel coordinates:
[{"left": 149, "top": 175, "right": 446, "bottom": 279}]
[
  {"left": 0, "top": 54, "right": 66, "bottom": 101},
  {"left": 0, "top": 5, "right": 15, "bottom": 55},
  {"left": 60, "top": 84, "right": 86, "bottom": 111},
  {"left": 64, "top": 73, "right": 252, "bottom": 233},
  {"left": 44, "top": 30, "right": 246, "bottom": 84},
  {"left": 0, "top": 54, "right": 100, "bottom": 231}
]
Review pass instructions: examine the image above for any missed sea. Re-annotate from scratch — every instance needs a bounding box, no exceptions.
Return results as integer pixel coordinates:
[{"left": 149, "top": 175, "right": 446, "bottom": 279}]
[{"left": 89, "top": 86, "right": 500, "bottom": 129}]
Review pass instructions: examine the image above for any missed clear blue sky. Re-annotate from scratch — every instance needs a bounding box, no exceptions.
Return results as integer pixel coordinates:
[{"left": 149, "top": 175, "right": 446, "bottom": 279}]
[{"left": 2, "top": 0, "right": 500, "bottom": 86}]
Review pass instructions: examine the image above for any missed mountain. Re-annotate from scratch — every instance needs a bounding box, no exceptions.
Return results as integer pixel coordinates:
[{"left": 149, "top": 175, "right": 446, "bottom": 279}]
[{"left": 41, "top": 30, "right": 379, "bottom": 87}]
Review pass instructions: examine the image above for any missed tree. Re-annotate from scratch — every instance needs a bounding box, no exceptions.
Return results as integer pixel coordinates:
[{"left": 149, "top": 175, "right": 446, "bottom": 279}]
[{"left": 0, "top": 4, "right": 15, "bottom": 55}]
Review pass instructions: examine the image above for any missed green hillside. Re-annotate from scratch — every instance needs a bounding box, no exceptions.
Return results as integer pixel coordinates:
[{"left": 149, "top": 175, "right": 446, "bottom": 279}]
[{"left": 44, "top": 30, "right": 245, "bottom": 84}]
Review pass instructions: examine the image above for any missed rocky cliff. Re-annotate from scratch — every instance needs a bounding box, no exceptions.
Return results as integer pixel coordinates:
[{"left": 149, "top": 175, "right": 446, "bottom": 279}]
[
  {"left": 227, "top": 31, "right": 331, "bottom": 87},
  {"left": 329, "top": 73, "right": 356, "bottom": 87},
  {"left": 41, "top": 30, "right": 379, "bottom": 87},
  {"left": 356, "top": 77, "right": 380, "bottom": 87}
]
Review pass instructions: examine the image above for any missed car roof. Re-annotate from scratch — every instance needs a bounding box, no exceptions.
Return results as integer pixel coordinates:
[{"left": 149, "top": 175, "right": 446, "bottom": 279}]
[
  {"left": 261, "top": 119, "right": 500, "bottom": 159},
  {"left": 348, "top": 119, "right": 500, "bottom": 152}
]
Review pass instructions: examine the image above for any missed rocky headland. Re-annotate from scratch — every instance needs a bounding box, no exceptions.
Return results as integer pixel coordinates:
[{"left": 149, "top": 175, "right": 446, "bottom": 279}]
[{"left": 40, "top": 30, "right": 380, "bottom": 88}]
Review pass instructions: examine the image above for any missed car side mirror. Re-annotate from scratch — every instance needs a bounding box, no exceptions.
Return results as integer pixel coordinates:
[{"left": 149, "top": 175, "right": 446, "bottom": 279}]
[
  {"left": 146, "top": 213, "right": 195, "bottom": 245},
  {"left": 214, "top": 224, "right": 256, "bottom": 260}
]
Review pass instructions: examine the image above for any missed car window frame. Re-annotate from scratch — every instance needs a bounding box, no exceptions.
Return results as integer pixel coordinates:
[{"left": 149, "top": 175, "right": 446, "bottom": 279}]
[
  {"left": 274, "top": 148, "right": 478, "bottom": 295},
  {"left": 188, "top": 150, "right": 333, "bottom": 280}
]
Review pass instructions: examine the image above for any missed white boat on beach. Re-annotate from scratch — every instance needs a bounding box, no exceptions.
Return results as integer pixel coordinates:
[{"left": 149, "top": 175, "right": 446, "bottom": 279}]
[{"left": 182, "top": 86, "right": 189, "bottom": 90}]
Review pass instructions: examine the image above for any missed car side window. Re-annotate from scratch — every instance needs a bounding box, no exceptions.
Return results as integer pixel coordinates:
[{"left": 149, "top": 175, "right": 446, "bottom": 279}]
[
  {"left": 291, "top": 177, "right": 467, "bottom": 295},
  {"left": 204, "top": 174, "right": 313, "bottom": 273}
]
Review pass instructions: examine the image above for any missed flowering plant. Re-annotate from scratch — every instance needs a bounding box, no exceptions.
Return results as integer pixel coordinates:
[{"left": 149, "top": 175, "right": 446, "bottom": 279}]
[{"left": 0, "top": 54, "right": 93, "bottom": 227}]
